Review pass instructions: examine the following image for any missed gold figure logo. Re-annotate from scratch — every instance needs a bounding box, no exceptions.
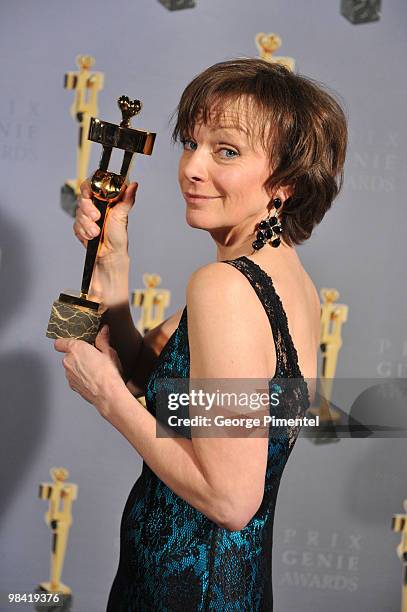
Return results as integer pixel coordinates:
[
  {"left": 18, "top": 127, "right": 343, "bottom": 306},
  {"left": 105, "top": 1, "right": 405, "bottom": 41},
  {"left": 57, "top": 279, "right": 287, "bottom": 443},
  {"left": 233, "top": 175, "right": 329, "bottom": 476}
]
[
  {"left": 130, "top": 274, "right": 171, "bottom": 406},
  {"left": 132, "top": 273, "right": 171, "bottom": 334},
  {"left": 38, "top": 467, "right": 78, "bottom": 596},
  {"left": 255, "top": 32, "right": 295, "bottom": 72},
  {"left": 64, "top": 55, "right": 104, "bottom": 198},
  {"left": 307, "top": 288, "right": 348, "bottom": 427}
]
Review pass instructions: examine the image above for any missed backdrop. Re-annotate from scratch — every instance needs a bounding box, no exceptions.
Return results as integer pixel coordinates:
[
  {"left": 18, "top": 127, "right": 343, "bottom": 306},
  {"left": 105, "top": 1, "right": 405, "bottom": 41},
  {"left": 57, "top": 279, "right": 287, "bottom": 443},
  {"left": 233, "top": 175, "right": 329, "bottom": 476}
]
[{"left": 1, "top": 1, "right": 406, "bottom": 611}]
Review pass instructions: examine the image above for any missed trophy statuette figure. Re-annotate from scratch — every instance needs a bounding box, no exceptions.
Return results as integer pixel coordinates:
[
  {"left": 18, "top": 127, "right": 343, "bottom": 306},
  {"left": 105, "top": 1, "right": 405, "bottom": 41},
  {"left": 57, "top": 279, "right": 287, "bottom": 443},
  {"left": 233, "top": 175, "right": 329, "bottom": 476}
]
[
  {"left": 61, "top": 55, "right": 104, "bottom": 217},
  {"left": 129, "top": 273, "right": 171, "bottom": 405},
  {"left": 46, "top": 96, "right": 156, "bottom": 344},
  {"left": 255, "top": 32, "right": 295, "bottom": 72},
  {"left": 132, "top": 273, "right": 171, "bottom": 335},
  {"left": 307, "top": 288, "right": 348, "bottom": 424},
  {"left": 37, "top": 467, "right": 77, "bottom": 600}
]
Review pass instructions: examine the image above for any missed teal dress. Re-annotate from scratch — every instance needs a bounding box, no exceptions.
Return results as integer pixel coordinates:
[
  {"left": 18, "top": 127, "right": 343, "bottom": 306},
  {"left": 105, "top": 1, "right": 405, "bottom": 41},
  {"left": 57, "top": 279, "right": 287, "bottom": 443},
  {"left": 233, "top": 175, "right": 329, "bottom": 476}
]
[{"left": 106, "top": 256, "right": 309, "bottom": 611}]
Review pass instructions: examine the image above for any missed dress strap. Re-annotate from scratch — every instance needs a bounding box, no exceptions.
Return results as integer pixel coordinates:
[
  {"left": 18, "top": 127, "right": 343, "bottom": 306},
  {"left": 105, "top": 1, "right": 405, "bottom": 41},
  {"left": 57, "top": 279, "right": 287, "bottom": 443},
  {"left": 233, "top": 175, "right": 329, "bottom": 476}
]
[{"left": 221, "top": 255, "right": 303, "bottom": 379}]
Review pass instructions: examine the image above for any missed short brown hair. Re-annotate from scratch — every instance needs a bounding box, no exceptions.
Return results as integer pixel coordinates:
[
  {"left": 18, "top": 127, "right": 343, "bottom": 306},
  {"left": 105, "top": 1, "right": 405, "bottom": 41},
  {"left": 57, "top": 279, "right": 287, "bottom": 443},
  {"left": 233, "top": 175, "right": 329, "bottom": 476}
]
[{"left": 171, "top": 58, "right": 348, "bottom": 246}]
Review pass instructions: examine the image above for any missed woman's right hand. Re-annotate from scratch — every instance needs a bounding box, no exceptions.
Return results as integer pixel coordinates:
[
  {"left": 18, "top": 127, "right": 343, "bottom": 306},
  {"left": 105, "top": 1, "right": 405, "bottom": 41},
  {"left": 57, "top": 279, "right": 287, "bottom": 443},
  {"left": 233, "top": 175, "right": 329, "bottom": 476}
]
[{"left": 73, "top": 179, "right": 138, "bottom": 262}]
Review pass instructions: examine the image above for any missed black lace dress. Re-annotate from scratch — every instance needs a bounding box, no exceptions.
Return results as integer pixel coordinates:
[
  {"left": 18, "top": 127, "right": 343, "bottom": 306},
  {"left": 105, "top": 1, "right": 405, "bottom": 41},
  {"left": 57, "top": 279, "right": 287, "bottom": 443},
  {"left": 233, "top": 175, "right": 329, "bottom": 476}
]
[{"left": 106, "top": 255, "right": 310, "bottom": 611}]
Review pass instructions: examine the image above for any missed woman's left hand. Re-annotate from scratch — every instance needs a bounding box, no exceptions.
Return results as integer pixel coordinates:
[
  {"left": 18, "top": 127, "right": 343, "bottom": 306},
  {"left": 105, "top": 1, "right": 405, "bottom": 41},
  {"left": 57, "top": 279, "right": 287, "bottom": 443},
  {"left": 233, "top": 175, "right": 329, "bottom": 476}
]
[{"left": 54, "top": 325, "right": 126, "bottom": 420}]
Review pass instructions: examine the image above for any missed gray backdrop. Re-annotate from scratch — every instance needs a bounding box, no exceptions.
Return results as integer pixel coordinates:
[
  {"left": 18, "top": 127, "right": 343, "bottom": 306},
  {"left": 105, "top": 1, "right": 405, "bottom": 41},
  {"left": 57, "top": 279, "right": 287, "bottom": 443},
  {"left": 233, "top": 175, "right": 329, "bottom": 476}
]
[{"left": 1, "top": 0, "right": 406, "bottom": 610}]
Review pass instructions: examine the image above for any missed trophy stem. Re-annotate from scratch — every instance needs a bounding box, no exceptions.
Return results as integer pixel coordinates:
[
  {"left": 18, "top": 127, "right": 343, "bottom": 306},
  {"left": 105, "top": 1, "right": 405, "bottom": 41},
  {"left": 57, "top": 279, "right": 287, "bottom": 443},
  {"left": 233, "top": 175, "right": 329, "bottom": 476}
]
[
  {"left": 120, "top": 150, "right": 134, "bottom": 176},
  {"left": 80, "top": 196, "right": 108, "bottom": 297},
  {"left": 100, "top": 146, "right": 112, "bottom": 172}
]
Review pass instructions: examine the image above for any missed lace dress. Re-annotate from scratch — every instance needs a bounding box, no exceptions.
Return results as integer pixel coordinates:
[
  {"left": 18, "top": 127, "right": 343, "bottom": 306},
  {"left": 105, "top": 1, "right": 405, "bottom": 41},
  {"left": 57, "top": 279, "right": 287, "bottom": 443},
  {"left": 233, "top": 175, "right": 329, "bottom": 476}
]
[{"left": 106, "top": 255, "right": 310, "bottom": 611}]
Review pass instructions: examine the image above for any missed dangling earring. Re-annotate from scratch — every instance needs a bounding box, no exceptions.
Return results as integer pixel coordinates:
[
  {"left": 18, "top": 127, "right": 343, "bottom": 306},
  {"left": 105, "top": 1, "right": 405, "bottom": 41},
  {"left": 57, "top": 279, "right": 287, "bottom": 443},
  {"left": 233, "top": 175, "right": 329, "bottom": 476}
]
[{"left": 252, "top": 197, "right": 283, "bottom": 250}]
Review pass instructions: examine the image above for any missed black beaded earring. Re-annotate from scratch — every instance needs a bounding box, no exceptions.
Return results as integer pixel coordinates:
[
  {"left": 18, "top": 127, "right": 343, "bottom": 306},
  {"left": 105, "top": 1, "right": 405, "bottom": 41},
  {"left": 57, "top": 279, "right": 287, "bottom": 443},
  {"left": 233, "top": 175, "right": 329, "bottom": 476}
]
[{"left": 252, "top": 197, "right": 283, "bottom": 250}]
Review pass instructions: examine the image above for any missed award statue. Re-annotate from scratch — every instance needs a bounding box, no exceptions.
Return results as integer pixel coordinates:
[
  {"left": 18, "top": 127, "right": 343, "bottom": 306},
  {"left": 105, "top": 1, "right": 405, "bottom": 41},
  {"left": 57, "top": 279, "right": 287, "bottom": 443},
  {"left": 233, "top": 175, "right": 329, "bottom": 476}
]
[
  {"left": 307, "top": 288, "right": 348, "bottom": 426},
  {"left": 255, "top": 32, "right": 295, "bottom": 72},
  {"left": 38, "top": 468, "right": 77, "bottom": 601},
  {"left": 46, "top": 95, "right": 156, "bottom": 344},
  {"left": 310, "top": 289, "right": 348, "bottom": 422},
  {"left": 61, "top": 55, "right": 104, "bottom": 217},
  {"left": 302, "top": 288, "right": 349, "bottom": 444},
  {"left": 132, "top": 273, "right": 171, "bottom": 334},
  {"left": 130, "top": 273, "right": 170, "bottom": 406}
]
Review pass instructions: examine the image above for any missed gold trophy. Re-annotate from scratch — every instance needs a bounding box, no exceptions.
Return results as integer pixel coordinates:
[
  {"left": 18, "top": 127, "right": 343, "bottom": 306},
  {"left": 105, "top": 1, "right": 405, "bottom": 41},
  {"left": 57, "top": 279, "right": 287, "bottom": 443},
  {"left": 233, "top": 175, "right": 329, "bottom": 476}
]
[
  {"left": 132, "top": 273, "right": 171, "bottom": 334},
  {"left": 255, "top": 32, "right": 295, "bottom": 72},
  {"left": 129, "top": 273, "right": 170, "bottom": 405},
  {"left": 61, "top": 55, "right": 104, "bottom": 217},
  {"left": 392, "top": 499, "right": 407, "bottom": 612},
  {"left": 308, "top": 288, "right": 349, "bottom": 423},
  {"left": 38, "top": 468, "right": 77, "bottom": 601},
  {"left": 304, "top": 288, "right": 349, "bottom": 443},
  {"left": 46, "top": 96, "right": 156, "bottom": 344}
]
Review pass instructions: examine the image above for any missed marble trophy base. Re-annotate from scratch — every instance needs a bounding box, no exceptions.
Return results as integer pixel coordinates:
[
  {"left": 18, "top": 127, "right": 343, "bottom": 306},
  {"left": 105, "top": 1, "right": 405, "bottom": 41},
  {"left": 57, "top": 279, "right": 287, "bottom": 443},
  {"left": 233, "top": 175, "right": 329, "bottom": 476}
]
[
  {"left": 46, "top": 291, "right": 103, "bottom": 345},
  {"left": 60, "top": 182, "right": 78, "bottom": 218},
  {"left": 38, "top": 581, "right": 71, "bottom": 594},
  {"left": 34, "top": 585, "right": 72, "bottom": 611}
]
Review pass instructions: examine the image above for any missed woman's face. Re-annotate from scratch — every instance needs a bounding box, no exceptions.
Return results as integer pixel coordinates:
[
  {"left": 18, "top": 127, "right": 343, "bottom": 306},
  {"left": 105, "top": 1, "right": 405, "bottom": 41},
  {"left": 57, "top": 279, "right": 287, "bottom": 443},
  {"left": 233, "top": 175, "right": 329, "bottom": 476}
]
[{"left": 178, "top": 102, "right": 273, "bottom": 243}]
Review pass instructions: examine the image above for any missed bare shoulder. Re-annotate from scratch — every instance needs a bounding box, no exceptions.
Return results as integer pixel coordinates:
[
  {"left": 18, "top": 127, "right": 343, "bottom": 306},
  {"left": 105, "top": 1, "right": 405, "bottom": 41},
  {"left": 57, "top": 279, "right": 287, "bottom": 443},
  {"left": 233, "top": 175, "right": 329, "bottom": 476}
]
[
  {"left": 187, "top": 261, "right": 267, "bottom": 325},
  {"left": 187, "top": 262, "right": 274, "bottom": 379},
  {"left": 187, "top": 260, "right": 250, "bottom": 289},
  {"left": 187, "top": 261, "right": 254, "bottom": 303}
]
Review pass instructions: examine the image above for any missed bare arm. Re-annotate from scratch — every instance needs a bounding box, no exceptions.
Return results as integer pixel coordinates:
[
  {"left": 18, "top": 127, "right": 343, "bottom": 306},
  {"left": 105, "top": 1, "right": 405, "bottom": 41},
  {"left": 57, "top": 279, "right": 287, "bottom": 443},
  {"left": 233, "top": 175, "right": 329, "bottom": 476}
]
[
  {"left": 105, "top": 383, "right": 231, "bottom": 528},
  {"left": 101, "top": 262, "right": 271, "bottom": 531}
]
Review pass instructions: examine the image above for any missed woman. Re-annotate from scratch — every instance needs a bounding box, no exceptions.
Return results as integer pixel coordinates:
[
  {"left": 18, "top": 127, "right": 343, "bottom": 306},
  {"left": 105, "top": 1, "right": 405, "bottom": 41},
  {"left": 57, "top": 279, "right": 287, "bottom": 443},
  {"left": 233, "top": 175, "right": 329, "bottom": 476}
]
[{"left": 55, "top": 58, "right": 347, "bottom": 611}]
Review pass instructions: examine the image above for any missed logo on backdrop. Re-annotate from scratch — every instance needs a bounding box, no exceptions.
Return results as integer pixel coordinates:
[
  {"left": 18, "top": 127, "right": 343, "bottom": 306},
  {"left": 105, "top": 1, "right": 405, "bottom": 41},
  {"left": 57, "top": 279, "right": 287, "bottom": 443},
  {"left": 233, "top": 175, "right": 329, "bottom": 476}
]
[
  {"left": 0, "top": 98, "right": 40, "bottom": 163},
  {"left": 279, "top": 528, "right": 362, "bottom": 592},
  {"left": 346, "top": 128, "right": 399, "bottom": 193},
  {"left": 377, "top": 338, "right": 407, "bottom": 378}
]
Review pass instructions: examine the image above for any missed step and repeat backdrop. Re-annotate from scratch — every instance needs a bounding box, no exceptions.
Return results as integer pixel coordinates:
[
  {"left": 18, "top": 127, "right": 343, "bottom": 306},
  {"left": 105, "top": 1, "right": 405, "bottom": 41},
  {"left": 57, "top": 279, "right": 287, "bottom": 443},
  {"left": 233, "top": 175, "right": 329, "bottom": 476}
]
[{"left": 1, "top": 1, "right": 406, "bottom": 611}]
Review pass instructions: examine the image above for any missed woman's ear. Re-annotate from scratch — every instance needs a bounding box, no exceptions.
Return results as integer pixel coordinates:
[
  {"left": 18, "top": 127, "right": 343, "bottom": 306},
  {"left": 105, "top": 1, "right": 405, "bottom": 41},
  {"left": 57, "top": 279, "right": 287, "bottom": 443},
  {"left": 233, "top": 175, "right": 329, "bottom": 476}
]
[{"left": 278, "top": 185, "right": 294, "bottom": 201}]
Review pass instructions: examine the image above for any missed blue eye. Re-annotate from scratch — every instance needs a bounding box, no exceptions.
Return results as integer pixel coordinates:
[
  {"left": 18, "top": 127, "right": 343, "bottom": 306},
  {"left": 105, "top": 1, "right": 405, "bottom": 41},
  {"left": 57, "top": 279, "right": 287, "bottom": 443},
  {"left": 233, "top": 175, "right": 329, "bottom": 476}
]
[
  {"left": 180, "top": 139, "right": 239, "bottom": 159},
  {"left": 219, "top": 148, "right": 239, "bottom": 159},
  {"left": 181, "top": 138, "right": 197, "bottom": 151}
]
